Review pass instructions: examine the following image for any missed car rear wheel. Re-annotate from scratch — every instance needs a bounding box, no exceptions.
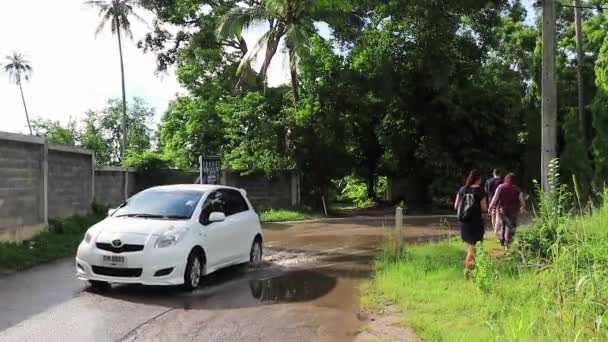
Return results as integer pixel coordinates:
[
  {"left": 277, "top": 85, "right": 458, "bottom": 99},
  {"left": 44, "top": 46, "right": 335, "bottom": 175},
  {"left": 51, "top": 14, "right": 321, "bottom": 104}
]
[
  {"left": 249, "top": 239, "right": 263, "bottom": 267},
  {"left": 183, "top": 250, "right": 204, "bottom": 291},
  {"left": 89, "top": 280, "right": 110, "bottom": 290}
]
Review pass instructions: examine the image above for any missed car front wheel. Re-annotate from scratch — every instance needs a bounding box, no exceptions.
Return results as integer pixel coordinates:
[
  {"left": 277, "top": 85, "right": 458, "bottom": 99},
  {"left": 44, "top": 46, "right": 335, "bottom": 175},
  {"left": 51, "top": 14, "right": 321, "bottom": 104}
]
[
  {"left": 183, "top": 250, "right": 204, "bottom": 291},
  {"left": 249, "top": 239, "right": 263, "bottom": 267}
]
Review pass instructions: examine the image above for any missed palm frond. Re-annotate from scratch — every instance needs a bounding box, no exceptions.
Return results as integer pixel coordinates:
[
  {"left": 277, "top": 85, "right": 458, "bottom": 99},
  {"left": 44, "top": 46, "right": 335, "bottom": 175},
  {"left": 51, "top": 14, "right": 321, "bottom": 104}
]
[
  {"left": 127, "top": 7, "right": 148, "bottom": 28},
  {"left": 236, "top": 30, "right": 272, "bottom": 76},
  {"left": 121, "top": 16, "right": 134, "bottom": 39},
  {"left": 87, "top": 0, "right": 143, "bottom": 39},
  {"left": 218, "top": 7, "right": 271, "bottom": 39},
  {"left": 3, "top": 52, "right": 32, "bottom": 84}
]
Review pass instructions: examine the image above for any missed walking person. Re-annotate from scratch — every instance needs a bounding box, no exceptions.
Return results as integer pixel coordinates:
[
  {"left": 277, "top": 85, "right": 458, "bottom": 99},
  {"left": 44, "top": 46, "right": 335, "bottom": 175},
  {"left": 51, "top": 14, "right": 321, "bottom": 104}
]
[
  {"left": 484, "top": 168, "right": 503, "bottom": 238},
  {"left": 454, "top": 169, "right": 487, "bottom": 278},
  {"left": 488, "top": 173, "right": 526, "bottom": 249}
]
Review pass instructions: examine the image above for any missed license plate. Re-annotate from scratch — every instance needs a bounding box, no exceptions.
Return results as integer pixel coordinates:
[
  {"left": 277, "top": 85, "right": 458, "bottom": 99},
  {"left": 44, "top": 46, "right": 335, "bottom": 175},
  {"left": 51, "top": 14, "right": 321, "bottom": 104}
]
[{"left": 103, "top": 255, "right": 125, "bottom": 266}]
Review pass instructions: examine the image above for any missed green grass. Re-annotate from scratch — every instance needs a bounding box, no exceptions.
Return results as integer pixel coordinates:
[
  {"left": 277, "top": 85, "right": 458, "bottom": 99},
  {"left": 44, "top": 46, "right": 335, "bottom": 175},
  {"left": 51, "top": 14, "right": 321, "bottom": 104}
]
[
  {"left": 363, "top": 192, "right": 608, "bottom": 341},
  {"left": 259, "top": 208, "right": 318, "bottom": 223},
  {"left": 0, "top": 213, "right": 105, "bottom": 271}
]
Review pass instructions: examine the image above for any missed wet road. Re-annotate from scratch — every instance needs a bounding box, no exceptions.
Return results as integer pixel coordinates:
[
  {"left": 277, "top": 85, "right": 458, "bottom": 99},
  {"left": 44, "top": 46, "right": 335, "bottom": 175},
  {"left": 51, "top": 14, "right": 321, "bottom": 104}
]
[{"left": 0, "top": 216, "right": 454, "bottom": 342}]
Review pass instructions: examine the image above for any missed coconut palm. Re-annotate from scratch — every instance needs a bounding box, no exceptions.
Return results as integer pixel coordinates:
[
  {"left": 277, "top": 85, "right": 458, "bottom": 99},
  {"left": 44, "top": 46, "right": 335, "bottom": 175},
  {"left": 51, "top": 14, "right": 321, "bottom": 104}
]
[
  {"left": 218, "top": 0, "right": 349, "bottom": 101},
  {"left": 85, "top": 0, "right": 145, "bottom": 161},
  {"left": 3, "top": 52, "right": 33, "bottom": 135}
]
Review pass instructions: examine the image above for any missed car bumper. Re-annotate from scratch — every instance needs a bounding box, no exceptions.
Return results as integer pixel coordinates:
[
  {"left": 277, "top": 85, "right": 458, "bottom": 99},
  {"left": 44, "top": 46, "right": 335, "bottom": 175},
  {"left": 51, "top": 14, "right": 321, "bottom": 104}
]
[{"left": 75, "top": 241, "right": 187, "bottom": 286}]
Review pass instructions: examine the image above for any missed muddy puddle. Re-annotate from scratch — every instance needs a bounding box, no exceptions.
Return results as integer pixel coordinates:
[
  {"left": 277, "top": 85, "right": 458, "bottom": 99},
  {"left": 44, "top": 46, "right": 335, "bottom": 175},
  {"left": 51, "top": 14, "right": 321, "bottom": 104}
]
[{"left": 249, "top": 270, "right": 337, "bottom": 303}]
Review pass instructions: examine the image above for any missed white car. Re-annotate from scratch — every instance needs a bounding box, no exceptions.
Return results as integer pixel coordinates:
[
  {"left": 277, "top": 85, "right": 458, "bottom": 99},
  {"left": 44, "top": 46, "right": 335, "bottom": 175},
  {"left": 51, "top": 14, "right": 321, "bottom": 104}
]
[{"left": 76, "top": 184, "right": 263, "bottom": 290}]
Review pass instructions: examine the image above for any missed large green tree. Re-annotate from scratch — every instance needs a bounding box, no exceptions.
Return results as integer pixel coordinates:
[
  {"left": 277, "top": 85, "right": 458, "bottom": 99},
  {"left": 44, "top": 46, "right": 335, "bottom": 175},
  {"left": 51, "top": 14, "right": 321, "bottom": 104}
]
[{"left": 31, "top": 118, "right": 79, "bottom": 146}]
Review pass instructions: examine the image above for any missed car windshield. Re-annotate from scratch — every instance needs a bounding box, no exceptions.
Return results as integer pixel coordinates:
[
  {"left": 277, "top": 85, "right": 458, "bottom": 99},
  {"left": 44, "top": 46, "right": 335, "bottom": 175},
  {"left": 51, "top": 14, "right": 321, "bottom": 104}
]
[{"left": 113, "top": 190, "right": 204, "bottom": 220}]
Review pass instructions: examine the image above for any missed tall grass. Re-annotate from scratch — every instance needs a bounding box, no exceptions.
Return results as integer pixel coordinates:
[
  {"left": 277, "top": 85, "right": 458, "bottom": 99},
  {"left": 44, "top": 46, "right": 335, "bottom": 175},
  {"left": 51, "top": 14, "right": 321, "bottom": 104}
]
[{"left": 364, "top": 159, "right": 608, "bottom": 340}]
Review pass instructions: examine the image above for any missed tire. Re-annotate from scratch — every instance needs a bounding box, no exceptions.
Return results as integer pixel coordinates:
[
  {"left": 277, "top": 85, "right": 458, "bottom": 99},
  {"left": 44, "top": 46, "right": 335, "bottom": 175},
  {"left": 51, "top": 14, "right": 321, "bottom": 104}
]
[
  {"left": 183, "top": 250, "right": 204, "bottom": 291},
  {"left": 249, "top": 239, "right": 263, "bottom": 267},
  {"left": 89, "top": 280, "right": 110, "bottom": 290}
]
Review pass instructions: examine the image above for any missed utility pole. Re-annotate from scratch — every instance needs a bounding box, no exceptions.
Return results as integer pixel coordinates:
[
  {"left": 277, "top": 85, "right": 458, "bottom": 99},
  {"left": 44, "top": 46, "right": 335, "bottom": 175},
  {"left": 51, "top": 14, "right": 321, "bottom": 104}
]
[
  {"left": 541, "top": 0, "right": 558, "bottom": 191},
  {"left": 574, "top": 0, "right": 586, "bottom": 143}
]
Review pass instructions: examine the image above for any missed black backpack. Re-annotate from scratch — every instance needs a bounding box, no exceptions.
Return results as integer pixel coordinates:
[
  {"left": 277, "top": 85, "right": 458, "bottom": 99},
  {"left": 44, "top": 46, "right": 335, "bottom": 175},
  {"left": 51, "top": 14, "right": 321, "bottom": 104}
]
[{"left": 457, "top": 188, "right": 476, "bottom": 222}]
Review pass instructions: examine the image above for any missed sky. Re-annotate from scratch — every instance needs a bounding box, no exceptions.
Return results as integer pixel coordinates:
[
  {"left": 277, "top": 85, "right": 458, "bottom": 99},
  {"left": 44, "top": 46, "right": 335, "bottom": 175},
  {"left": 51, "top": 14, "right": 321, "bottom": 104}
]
[{"left": 0, "top": 0, "right": 535, "bottom": 135}]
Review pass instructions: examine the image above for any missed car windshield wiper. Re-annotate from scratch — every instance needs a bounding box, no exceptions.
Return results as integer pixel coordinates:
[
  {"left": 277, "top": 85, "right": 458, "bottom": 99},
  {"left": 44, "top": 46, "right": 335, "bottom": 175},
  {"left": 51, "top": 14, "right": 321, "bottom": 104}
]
[
  {"left": 116, "top": 213, "right": 190, "bottom": 220},
  {"left": 116, "top": 213, "right": 165, "bottom": 219},
  {"left": 165, "top": 215, "right": 190, "bottom": 220}
]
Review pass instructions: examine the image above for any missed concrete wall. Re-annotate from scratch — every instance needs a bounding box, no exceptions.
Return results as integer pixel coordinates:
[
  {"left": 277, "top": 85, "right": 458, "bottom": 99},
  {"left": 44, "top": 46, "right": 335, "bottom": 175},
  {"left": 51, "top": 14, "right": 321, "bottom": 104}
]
[
  {"left": 0, "top": 130, "right": 299, "bottom": 241},
  {"left": 223, "top": 171, "right": 299, "bottom": 209},
  {"left": 134, "top": 170, "right": 199, "bottom": 192},
  {"left": 0, "top": 135, "right": 45, "bottom": 229},
  {"left": 47, "top": 146, "right": 94, "bottom": 218},
  {"left": 94, "top": 168, "right": 137, "bottom": 208}
]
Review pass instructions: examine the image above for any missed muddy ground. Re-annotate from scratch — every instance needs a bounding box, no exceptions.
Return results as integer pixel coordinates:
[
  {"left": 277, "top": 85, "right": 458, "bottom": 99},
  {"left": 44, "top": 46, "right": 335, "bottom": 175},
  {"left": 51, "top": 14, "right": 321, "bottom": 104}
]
[{"left": 0, "top": 216, "right": 454, "bottom": 342}]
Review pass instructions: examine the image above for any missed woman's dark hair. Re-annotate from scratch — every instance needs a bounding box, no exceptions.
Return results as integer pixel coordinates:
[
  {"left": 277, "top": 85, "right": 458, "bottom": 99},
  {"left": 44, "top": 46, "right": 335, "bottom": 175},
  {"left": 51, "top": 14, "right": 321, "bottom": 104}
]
[
  {"left": 504, "top": 173, "right": 517, "bottom": 185},
  {"left": 464, "top": 169, "right": 482, "bottom": 188}
]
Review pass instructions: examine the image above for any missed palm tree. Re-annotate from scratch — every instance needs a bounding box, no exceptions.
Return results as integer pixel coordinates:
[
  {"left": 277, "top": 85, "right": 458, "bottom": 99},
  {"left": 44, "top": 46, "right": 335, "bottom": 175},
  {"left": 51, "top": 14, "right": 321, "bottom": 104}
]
[
  {"left": 3, "top": 52, "right": 33, "bottom": 135},
  {"left": 85, "top": 0, "right": 145, "bottom": 161},
  {"left": 218, "top": 0, "right": 349, "bottom": 101}
]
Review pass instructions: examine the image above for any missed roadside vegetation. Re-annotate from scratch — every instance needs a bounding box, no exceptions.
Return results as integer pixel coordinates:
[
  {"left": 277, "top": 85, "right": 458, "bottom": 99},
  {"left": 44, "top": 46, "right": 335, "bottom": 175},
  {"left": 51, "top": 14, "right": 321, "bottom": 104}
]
[
  {"left": 259, "top": 208, "right": 318, "bottom": 223},
  {"left": 364, "top": 165, "right": 608, "bottom": 340},
  {"left": 0, "top": 210, "right": 105, "bottom": 271}
]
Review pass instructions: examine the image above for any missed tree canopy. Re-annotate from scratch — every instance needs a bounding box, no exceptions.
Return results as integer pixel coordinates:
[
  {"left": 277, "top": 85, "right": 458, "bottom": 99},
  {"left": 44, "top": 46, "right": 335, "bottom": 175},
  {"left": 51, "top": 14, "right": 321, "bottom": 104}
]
[{"left": 41, "top": 0, "right": 608, "bottom": 207}]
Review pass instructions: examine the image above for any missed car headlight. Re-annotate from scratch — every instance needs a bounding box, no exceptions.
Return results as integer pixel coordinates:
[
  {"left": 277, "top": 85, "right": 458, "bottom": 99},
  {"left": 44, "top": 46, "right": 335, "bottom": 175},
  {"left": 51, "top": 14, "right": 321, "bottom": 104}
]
[
  {"left": 155, "top": 228, "right": 187, "bottom": 248},
  {"left": 84, "top": 232, "right": 92, "bottom": 244}
]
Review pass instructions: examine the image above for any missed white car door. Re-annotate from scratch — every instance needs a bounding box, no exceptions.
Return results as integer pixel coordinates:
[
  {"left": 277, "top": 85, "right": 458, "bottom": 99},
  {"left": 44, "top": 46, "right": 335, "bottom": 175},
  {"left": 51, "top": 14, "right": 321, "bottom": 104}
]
[
  {"left": 197, "top": 191, "right": 232, "bottom": 270},
  {"left": 220, "top": 189, "right": 249, "bottom": 263},
  {"left": 221, "top": 189, "right": 253, "bottom": 261}
]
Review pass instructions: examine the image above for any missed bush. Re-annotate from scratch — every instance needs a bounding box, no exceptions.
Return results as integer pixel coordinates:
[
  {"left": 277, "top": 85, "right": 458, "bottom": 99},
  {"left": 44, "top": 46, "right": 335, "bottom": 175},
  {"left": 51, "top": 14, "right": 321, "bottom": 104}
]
[
  {"left": 332, "top": 175, "right": 388, "bottom": 208},
  {"left": 259, "top": 208, "right": 316, "bottom": 222},
  {"left": 0, "top": 212, "right": 105, "bottom": 270},
  {"left": 122, "top": 151, "right": 170, "bottom": 172}
]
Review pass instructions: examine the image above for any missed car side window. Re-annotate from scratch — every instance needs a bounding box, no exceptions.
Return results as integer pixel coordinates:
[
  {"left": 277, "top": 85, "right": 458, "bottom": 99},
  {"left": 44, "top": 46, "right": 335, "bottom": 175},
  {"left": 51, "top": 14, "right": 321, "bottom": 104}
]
[
  {"left": 199, "top": 191, "right": 226, "bottom": 225},
  {"left": 231, "top": 190, "right": 250, "bottom": 213},
  {"left": 221, "top": 189, "right": 249, "bottom": 217}
]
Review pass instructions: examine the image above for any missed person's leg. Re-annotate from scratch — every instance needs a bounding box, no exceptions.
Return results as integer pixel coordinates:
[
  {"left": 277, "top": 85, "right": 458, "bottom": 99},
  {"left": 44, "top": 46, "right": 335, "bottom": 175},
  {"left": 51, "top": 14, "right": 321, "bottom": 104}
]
[
  {"left": 505, "top": 215, "right": 517, "bottom": 248},
  {"left": 464, "top": 243, "right": 475, "bottom": 278}
]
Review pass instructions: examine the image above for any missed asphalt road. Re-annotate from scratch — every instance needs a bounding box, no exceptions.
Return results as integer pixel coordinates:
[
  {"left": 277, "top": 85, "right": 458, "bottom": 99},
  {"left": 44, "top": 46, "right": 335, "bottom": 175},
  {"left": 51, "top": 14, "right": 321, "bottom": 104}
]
[{"left": 0, "top": 216, "right": 453, "bottom": 342}]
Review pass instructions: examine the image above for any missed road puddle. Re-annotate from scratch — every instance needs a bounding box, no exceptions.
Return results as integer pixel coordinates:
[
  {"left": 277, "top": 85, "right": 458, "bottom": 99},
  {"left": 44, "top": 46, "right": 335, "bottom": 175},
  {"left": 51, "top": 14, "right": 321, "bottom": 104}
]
[{"left": 249, "top": 270, "right": 336, "bottom": 303}]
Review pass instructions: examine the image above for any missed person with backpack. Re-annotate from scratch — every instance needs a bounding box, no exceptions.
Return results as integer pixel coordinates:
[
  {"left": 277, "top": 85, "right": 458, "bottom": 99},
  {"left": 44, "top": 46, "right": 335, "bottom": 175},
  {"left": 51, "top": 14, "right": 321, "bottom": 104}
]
[
  {"left": 484, "top": 168, "right": 503, "bottom": 237},
  {"left": 454, "top": 169, "right": 488, "bottom": 278},
  {"left": 488, "top": 173, "right": 526, "bottom": 249}
]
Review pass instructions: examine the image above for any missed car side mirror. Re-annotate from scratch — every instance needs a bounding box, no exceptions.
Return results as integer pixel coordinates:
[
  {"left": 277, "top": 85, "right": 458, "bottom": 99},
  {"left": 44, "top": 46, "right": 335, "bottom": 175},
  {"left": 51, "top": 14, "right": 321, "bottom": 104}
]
[{"left": 208, "top": 212, "right": 226, "bottom": 223}]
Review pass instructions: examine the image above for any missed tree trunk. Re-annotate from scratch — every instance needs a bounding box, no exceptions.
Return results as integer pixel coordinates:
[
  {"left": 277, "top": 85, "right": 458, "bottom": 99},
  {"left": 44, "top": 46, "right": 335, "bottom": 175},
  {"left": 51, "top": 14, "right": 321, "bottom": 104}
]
[
  {"left": 18, "top": 79, "right": 33, "bottom": 135},
  {"left": 116, "top": 21, "right": 128, "bottom": 161},
  {"left": 289, "top": 60, "right": 299, "bottom": 102},
  {"left": 574, "top": 0, "right": 586, "bottom": 144},
  {"left": 541, "top": 0, "right": 558, "bottom": 192},
  {"left": 116, "top": 20, "right": 129, "bottom": 201},
  {"left": 367, "top": 173, "right": 376, "bottom": 201}
]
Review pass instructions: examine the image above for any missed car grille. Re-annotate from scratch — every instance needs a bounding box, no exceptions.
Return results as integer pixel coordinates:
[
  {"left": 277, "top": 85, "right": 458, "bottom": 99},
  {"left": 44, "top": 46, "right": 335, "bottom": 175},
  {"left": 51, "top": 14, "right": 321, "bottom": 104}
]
[
  {"left": 96, "top": 243, "right": 144, "bottom": 253},
  {"left": 92, "top": 266, "right": 142, "bottom": 278}
]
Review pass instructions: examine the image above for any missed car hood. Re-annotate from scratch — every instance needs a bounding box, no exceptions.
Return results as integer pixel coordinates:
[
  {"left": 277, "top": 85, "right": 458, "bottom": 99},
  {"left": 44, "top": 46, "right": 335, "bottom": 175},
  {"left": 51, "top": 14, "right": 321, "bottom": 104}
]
[{"left": 89, "top": 217, "right": 189, "bottom": 237}]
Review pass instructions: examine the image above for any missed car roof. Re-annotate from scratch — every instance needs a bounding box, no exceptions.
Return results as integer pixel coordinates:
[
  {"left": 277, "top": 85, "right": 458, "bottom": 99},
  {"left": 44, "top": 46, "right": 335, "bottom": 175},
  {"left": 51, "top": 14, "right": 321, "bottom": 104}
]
[{"left": 145, "top": 184, "right": 241, "bottom": 193}]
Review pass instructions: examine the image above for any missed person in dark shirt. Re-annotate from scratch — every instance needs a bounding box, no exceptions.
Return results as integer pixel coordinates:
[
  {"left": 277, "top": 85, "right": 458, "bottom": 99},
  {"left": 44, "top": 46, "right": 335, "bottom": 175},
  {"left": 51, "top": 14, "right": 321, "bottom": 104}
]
[
  {"left": 485, "top": 168, "right": 503, "bottom": 237},
  {"left": 489, "top": 173, "right": 526, "bottom": 249},
  {"left": 454, "top": 169, "right": 487, "bottom": 278}
]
